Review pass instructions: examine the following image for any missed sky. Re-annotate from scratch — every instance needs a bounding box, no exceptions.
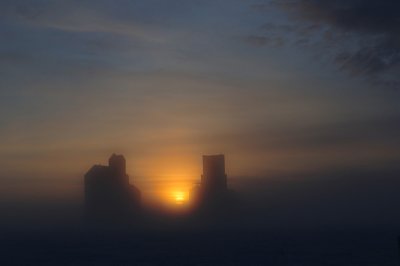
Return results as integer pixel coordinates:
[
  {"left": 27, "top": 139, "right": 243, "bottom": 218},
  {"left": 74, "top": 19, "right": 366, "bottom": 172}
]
[{"left": 1, "top": 0, "right": 400, "bottom": 227}]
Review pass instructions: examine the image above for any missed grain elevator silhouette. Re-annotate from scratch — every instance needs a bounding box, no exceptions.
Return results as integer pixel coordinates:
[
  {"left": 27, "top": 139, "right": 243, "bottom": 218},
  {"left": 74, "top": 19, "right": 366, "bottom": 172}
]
[
  {"left": 84, "top": 154, "right": 140, "bottom": 225},
  {"left": 191, "top": 154, "right": 235, "bottom": 213}
]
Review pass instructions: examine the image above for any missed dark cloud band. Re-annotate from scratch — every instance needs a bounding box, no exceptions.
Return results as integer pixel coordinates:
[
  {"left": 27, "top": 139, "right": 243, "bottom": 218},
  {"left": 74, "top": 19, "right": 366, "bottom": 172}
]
[{"left": 252, "top": 0, "right": 400, "bottom": 88}]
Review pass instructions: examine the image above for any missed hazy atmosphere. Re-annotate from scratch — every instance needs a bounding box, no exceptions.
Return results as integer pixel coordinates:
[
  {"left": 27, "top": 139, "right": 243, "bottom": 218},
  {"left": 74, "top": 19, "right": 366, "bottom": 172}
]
[{"left": 1, "top": 0, "right": 400, "bottom": 245}]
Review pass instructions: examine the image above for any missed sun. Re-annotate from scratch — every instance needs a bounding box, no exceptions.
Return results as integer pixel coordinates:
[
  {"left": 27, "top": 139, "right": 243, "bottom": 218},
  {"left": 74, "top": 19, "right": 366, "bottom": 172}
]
[{"left": 173, "top": 191, "right": 186, "bottom": 204}]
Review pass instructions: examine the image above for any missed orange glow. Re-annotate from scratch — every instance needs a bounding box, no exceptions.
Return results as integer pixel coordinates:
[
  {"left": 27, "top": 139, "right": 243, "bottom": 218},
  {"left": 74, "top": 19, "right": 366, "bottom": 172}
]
[
  {"left": 128, "top": 155, "right": 199, "bottom": 206},
  {"left": 155, "top": 188, "right": 190, "bottom": 208},
  {"left": 172, "top": 191, "right": 186, "bottom": 204}
]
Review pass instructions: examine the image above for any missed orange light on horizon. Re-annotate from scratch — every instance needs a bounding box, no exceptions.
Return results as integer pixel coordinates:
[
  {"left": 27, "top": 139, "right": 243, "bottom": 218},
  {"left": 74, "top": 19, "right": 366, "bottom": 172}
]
[
  {"left": 172, "top": 191, "right": 186, "bottom": 204},
  {"left": 125, "top": 154, "right": 200, "bottom": 208}
]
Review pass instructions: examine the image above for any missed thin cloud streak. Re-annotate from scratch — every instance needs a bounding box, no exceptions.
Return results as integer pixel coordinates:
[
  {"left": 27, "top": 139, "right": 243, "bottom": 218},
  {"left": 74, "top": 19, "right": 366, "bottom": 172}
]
[{"left": 1, "top": 0, "right": 169, "bottom": 43}]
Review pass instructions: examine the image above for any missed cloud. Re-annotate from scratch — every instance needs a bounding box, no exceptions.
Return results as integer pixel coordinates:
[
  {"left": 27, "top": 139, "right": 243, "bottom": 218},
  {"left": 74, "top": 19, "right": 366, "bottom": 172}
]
[
  {"left": 280, "top": 1, "right": 400, "bottom": 34},
  {"left": 0, "top": 51, "right": 33, "bottom": 65},
  {"left": 0, "top": 0, "right": 166, "bottom": 43},
  {"left": 209, "top": 114, "right": 400, "bottom": 152},
  {"left": 243, "top": 35, "right": 285, "bottom": 47},
  {"left": 195, "top": 114, "right": 400, "bottom": 177},
  {"left": 243, "top": 35, "right": 270, "bottom": 47},
  {"left": 252, "top": 0, "right": 400, "bottom": 88}
]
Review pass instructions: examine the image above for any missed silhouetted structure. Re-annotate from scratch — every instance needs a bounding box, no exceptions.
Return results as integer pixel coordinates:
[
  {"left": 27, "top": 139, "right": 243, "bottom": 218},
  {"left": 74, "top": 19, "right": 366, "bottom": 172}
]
[
  {"left": 202, "top": 154, "right": 227, "bottom": 193},
  {"left": 84, "top": 154, "right": 140, "bottom": 225},
  {"left": 191, "top": 154, "right": 236, "bottom": 215}
]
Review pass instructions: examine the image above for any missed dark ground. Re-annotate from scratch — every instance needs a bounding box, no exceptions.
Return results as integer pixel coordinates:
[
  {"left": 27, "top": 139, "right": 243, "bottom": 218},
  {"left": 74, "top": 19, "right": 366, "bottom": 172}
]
[{"left": 0, "top": 228, "right": 398, "bottom": 266}]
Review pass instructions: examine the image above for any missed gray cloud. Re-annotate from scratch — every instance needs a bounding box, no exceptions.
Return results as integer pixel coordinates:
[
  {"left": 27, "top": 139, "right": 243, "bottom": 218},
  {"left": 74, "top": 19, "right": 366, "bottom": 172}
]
[
  {"left": 243, "top": 34, "right": 285, "bottom": 47},
  {"left": 195, "top": 114, "right": 400, "bottom": 178},
  {"left": 280, "top": 1, "right": 400, "bottom": 34},
  {"left": 243, "top": 35, "right": 270, "bottom": 47},
  {"left": 210, "top": 114, "right": 400, "bottom": 153},
  {"left": 251, "top": 0, "right": 400, "bottom": 88},
  {"left": 0, "top": 0, "right": 167, "bottom": 43},
  {"left": 0, "top": 51, "right": 33, "bottom": 65}
]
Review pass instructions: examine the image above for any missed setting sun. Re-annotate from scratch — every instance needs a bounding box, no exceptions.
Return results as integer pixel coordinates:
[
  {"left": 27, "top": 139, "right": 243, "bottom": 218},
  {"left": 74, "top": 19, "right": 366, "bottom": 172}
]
[{"left": 172, "top": 191, "right": 186, "bottom": 204}]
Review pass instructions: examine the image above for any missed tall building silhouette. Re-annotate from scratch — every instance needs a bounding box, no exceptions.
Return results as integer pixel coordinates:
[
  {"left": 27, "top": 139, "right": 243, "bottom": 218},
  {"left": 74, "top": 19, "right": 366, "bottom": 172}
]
[
  {"left": 201, "top": 154, "right": 227, "bottom": 194},
  {"left": 84, "top": 154, "right": 140, "bottom": 225},
  {"left": 191, "top": 154, "right": 235, "bottom": 213}
]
